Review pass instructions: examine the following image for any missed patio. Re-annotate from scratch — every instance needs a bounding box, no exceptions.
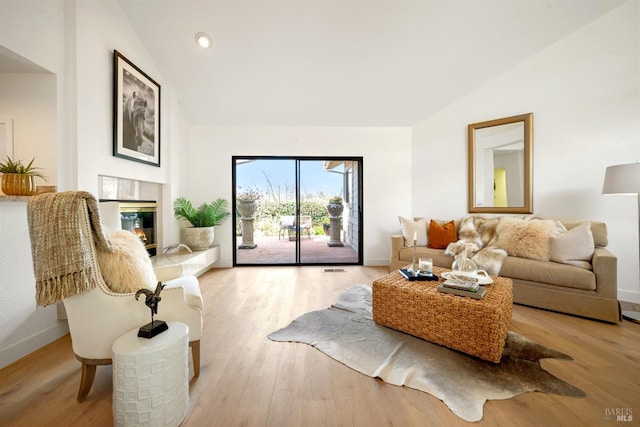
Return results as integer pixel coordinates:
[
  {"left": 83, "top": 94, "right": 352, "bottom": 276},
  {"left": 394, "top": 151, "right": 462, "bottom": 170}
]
[{"left": 235, "top": 234, "right": 359, "bottom": 264}]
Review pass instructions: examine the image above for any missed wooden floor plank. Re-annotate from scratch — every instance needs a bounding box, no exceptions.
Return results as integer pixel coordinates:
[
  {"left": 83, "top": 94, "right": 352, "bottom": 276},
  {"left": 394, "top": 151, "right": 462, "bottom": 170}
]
[{"left": 1, "top": 265, "right": 639, "bottom": 427}]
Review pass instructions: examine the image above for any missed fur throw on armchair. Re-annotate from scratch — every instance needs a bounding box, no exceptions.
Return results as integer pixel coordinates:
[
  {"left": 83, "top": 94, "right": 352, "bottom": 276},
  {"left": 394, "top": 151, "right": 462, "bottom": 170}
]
[
  {"left": 445, "top": 215, "right": 507, "bottom": 275},
  {"left": 97, "top": 230, "right": 157, "bottom": 293}
]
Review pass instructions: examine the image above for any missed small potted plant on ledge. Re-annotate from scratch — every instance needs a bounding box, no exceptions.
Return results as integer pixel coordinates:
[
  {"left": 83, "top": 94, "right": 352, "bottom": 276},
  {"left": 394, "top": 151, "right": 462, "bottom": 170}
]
[
  {"left": 0, "top": 156, "right": 47, "bottom": 196},
  {"left": 173, "top": 197, "right": 230, "bottom": 250}
]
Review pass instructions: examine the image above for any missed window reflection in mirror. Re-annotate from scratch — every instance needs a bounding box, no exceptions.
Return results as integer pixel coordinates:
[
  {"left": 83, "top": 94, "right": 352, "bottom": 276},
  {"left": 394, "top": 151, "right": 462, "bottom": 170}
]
[{"left": 468, "top": 113, "right": 532, "bottom": 214}]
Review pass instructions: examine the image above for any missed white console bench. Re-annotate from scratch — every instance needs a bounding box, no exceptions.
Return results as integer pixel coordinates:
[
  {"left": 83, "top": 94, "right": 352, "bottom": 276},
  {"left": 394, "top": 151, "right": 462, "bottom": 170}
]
[{"left": 151, "top": 245, "right": 219, "bottom": 278}]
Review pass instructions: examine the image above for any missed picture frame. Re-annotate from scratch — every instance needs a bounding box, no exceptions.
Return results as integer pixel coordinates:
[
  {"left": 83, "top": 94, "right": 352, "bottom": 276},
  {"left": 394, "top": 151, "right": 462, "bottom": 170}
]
[{"left": 113, "top": 50, "right": 161, "bottom": 167}]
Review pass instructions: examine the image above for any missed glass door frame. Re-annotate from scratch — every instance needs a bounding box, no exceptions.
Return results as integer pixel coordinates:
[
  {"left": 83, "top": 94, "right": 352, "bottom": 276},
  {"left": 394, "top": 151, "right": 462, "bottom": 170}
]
[{"left": 232, "top": 155, "right": 363, "bottom": 266}]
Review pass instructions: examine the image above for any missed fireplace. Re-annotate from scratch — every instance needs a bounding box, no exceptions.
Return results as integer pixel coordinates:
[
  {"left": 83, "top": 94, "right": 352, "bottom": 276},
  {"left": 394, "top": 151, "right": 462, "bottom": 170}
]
[{"left": 110, "top": 200, "right": 158, "bottom": 256}]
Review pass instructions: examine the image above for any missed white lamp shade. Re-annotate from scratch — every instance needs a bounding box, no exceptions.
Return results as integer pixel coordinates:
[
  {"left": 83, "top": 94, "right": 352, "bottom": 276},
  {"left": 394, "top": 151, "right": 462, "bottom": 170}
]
[{"left": 602, "top": 162, "right": 640, "bottom": 195}]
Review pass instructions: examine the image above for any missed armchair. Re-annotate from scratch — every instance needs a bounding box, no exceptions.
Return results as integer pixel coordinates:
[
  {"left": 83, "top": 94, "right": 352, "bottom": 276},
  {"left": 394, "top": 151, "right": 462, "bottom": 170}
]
[
  {"left": 278, "top": 215, "right": 296, "bottom": 239},
  {"left": 27, "top": 192, "right": 203, "bottom": 402}
]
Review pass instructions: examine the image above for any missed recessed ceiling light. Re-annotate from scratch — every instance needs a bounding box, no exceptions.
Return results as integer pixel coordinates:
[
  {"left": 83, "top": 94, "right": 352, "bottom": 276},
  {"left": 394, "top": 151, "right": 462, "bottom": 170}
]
[{"left": 195, "top": 32, "right": 212, "bottom": 49}]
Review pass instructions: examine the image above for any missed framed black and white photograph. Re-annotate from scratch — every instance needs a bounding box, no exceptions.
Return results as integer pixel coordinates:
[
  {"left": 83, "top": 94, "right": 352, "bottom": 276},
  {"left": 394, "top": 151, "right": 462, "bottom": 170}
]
[{"left": 113, "top": 50, "right": 160, "bottom": 167}]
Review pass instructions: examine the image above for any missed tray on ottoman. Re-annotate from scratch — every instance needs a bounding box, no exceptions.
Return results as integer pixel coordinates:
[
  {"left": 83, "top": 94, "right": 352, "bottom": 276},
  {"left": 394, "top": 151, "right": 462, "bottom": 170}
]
[{"left": 372, "top": 267, "right": 513, "bottom": 363}]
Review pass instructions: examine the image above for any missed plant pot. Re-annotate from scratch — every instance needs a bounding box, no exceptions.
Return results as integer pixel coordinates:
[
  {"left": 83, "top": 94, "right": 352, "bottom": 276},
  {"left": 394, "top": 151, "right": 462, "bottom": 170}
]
[
  {"left": 1, "top": 173, "right": 38, "bottom": 196},
  {"left": 184, "top": 226, "right": 214, "bottom": 251},
  {"left": 237, "top": 199, "right": 257, "bottom": 218},
  {"left": 326, "top": 202, "right": 344, "bottom": 217}
]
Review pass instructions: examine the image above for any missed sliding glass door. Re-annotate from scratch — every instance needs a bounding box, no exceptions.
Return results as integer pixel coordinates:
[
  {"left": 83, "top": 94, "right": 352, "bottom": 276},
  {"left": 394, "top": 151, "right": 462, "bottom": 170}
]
[{"left": 233, "top": 156, "right": 362, "bottom": 266}]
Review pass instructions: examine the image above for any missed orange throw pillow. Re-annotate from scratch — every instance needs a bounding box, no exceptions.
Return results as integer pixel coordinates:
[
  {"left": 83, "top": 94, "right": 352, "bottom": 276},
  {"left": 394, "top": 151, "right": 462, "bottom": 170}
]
[{"left": 428, "top": 220, "right": 457, "bottom": 249}]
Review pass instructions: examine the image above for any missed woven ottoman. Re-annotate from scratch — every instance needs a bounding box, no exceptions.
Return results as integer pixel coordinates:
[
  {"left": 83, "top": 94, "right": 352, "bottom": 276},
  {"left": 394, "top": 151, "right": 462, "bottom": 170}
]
[{"left": 372, "top": 267, "right": 513, "bottom": 363}]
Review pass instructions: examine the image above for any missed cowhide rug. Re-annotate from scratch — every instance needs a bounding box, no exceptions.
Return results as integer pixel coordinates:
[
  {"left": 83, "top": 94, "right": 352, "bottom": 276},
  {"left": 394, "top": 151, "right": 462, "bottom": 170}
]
[{"left": 268, "top": 285, "right": 585, "bottom": 422}]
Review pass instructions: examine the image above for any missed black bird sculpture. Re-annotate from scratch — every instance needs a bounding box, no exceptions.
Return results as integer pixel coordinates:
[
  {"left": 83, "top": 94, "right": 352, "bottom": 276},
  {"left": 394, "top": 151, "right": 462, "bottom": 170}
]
[
  {"left": 135, "top": 282, "right": 166, "bottom": 316},
  {"left": 135, "top": 282, "right": 168, "bottom": 338}
]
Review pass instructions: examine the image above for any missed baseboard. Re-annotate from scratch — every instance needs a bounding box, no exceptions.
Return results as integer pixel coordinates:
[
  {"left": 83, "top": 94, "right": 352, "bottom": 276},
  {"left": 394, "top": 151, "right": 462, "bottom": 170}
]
[
  {"left": 0, "top": 321, "right": 69, "bottom": 370},
  {"left": 216, "top": 257, "right": 233, "bottom": 268},
  {"left": 363, "top": 258, "right": 389, "bottom": 266},
  {"left": 618, "top": 289, "right": 640, "bottom": 304}
]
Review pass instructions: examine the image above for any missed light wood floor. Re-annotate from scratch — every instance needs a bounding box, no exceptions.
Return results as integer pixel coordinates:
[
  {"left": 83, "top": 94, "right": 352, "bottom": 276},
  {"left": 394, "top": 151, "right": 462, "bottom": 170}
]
[{"left": 1, "top": 266, "right": 639, "bottom": 427}]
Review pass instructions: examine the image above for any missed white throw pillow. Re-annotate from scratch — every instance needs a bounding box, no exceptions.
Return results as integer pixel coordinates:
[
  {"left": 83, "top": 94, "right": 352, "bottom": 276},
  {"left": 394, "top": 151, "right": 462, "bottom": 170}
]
[
  {"left": 398, "top": 216, "right": 428, "bottom": 246},
  {"left": 97, "top": 230, "right": 158, "bottom": 293},
  {"left": 550, "top": 222, "right": 595, "bottom": 269}
]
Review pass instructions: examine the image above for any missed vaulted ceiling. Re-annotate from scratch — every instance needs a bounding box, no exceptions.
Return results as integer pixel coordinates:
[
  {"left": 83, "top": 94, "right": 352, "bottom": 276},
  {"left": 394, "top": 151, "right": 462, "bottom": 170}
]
[{"left": 119, "top": 0, "right": 623, "bottom": 127}]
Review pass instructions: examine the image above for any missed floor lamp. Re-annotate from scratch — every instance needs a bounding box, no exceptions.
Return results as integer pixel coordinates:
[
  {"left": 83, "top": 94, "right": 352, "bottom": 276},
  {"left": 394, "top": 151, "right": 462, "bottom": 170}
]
[{"left": 602, "top": 162, "right": 640, "bottom": 323}]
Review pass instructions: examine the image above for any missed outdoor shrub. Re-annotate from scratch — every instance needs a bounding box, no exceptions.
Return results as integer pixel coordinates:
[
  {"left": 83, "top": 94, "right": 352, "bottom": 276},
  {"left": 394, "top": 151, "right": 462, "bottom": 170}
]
[{"left": 238, "top": 198, "right": 334, "bottom": 236}]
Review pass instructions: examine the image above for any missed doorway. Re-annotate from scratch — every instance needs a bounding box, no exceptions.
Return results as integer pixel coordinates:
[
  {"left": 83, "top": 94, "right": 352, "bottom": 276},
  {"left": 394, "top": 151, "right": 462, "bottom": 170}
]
[{"left": 232, "top": 156, "right": 363, "bottom": 266}]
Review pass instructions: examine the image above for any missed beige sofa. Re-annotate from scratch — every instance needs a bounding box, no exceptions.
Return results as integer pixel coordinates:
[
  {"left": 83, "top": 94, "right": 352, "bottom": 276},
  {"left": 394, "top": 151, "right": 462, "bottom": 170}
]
[{"left": 390, "top": 219, "right": 621, "bottom": 323}]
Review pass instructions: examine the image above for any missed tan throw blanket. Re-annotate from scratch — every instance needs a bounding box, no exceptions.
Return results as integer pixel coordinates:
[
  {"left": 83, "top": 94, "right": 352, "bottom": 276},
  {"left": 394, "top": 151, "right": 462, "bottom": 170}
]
[
  {"left": 27, "top": 191, "right": 113, "bottom": 306},
  {"left": 445, "top": 215, "right": 507, "bottom": 275}
]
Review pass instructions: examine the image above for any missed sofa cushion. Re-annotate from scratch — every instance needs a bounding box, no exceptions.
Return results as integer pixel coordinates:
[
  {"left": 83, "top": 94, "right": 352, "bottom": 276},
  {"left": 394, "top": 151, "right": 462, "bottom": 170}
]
[
  {"left": 500, "top": 256, "right": 596, "bottom": 291},
  {"left": 399, "top": 216, "right": 428, "bottom": 246},
  {"left": 428, "top": 220, "right": 457, "bottom": 249},
  {"left": 97, "top": 230, "right": 157, "bottom": 294},
  {"left": 492, "top": 217, "right": 557, "bottom": 261},
  {"left": 563, "top": 221, "right": 607, "bottom": 247},
  {"left": 550, "top": 222, "right": 594, "bottom": 269}
]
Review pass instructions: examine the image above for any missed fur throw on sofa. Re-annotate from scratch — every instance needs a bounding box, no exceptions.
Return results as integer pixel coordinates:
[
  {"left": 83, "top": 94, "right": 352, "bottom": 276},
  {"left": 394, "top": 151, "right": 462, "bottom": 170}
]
[
  {"left": 445, "top": 216, "right": 507, "bottom": 275},
  {"left": 445, "top": 215, "right": 561, "bottom": 275}
]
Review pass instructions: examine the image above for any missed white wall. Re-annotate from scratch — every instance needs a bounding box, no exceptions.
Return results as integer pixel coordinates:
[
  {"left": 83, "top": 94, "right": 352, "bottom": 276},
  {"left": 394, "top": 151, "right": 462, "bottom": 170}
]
[
  {"left": 0, "top": 73, "right": 57, "bottom": 188},
  {"left": 74, "top": 0, "right": 169, "bottom": 194},
  {"left": 0, "top": 201, "right": 69, "bottom": 369},
  {"left": 188, "top": 125, "right": 412, "bottom": 266},
  {"left": 163, "top": 94, "right": 191, "bottom": 247},
  {"left": 412, "top": 1, "right": 640, "bottom": 303},
  {"left": 0, "top": 1, "right": 65, "bottom": 73}
]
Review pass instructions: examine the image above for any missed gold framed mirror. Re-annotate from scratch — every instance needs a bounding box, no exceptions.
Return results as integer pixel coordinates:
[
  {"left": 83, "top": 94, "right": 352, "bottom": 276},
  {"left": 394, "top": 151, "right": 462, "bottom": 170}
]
[{"left": 468, "top": 113, "right": 533, "bottom": 213}]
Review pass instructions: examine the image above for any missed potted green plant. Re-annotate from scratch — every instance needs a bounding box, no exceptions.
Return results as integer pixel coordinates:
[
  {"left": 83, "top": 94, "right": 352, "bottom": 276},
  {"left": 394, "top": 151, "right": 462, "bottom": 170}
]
[
  {"left": 0, "top": 156, "right": 47, "bottom": 196},
  {"left": 173, "top": 197, "right": 230, "bottom": 250}
]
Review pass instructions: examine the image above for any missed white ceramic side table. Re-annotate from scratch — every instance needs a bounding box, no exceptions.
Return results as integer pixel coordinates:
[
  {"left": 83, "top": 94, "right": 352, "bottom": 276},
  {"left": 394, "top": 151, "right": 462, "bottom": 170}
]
[{"left": 112, "top": 321, "right": 190, "bottom": 427}]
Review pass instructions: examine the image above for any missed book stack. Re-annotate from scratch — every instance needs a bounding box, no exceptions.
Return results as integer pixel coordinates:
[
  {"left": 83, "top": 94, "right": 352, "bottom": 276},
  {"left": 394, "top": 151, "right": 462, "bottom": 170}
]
[
  {"left": 398, "top": 269, "right": 438, "bottom": 281},
  {"left": 438, "top": 275, "right": 486, "bottom": 299}
]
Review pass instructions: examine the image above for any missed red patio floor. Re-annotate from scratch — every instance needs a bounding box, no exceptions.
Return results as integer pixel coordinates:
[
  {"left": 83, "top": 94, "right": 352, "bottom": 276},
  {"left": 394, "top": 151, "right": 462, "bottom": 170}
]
[{"left": 235, "top": 235, "right": 359, "bottom": 264}]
